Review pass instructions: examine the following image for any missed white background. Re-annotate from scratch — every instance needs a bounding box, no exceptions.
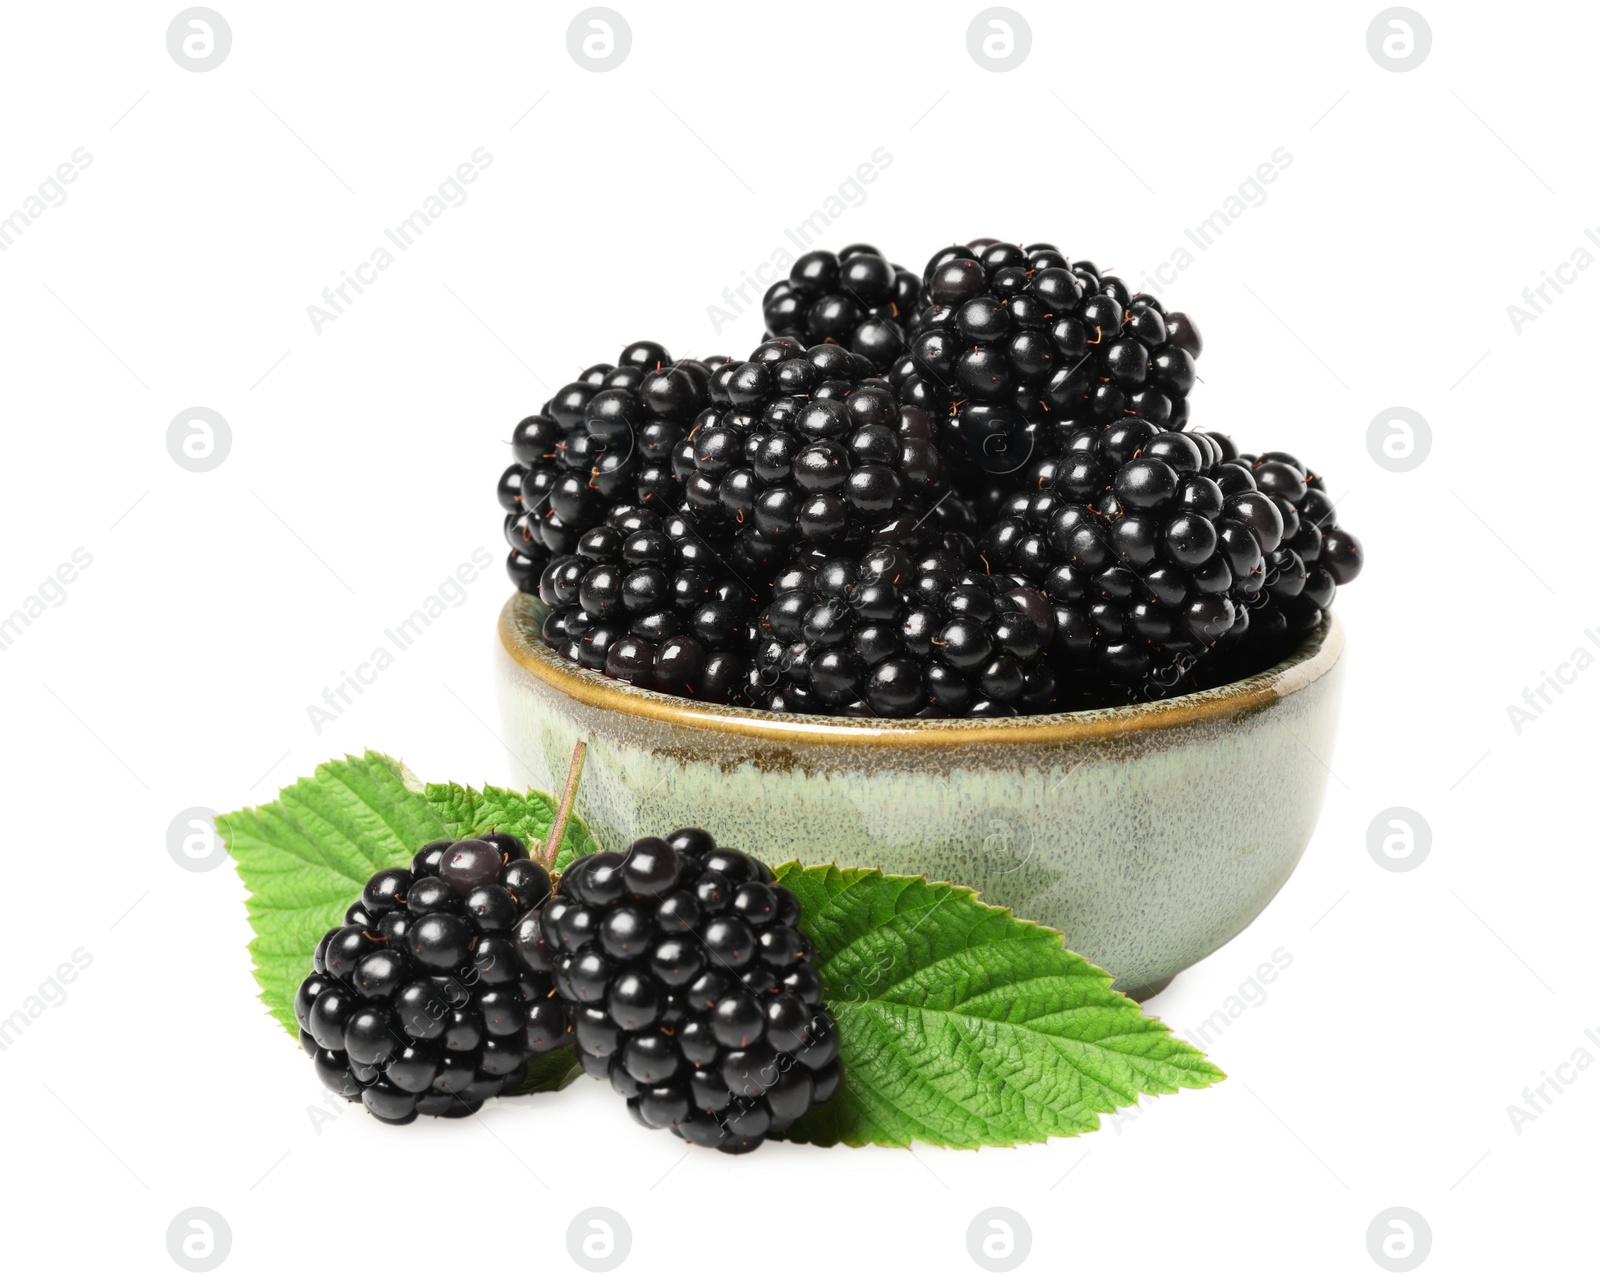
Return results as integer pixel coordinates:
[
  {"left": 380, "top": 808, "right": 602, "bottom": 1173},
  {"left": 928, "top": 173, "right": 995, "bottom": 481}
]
[{"left": 1, "top": 2, "right": 1593, "bottom": 1275}]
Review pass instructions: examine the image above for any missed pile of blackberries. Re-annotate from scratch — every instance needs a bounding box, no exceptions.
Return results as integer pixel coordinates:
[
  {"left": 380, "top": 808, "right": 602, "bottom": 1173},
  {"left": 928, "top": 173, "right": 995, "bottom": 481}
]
[
  {"left": 295, "top": 829, "right": 835, "bottom": 1153},
  {"left": 495, "top": 239, "right": 1363, "bottom": 717}
]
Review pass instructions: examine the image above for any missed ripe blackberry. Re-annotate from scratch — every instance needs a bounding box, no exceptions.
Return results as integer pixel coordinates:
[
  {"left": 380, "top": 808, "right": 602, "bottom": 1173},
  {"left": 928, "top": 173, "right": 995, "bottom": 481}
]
[
  {"left": 762, "top": 246, "right": 922, "bottom": 373},
  {"left": 502, "top": 343, "right": 722, "bottom": 589},
  {"left": 542, "top": 831, "right": 838, "bottom": 1153},
  {"left": 295, "top": 833, "right": 567, "bottom": 1124},
  {"left": 980, "top": 419, "right": 1249, "bottom": 703},
  {"left": 984, "top": 422, "right": 1363, "bottom": 703},
  {"left": 888, "top": 240, "right": 1200, "bottom": 506},
  {"left": 1213, "top": 444, "right": 1363, "bottom": 654},
  {"left": 672, "top": 338, "right": 948, "bottom": 584},
  {"left": 753, "top": 546, "right": 1057, "bottom": 717},
  {"left": 536, "top": 503, "right": 758, "bottom": 701}
]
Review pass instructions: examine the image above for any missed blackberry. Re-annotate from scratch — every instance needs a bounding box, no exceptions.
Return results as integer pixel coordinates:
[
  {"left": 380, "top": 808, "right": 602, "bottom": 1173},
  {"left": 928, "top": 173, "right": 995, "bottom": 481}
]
[
  {"left": 295, "top": 832, "right": 567, "bottom": 1124},
  {"left": 502, "top": 343, "right": 723, "bottom": 590},
  {"left": 544, "top": 831, "right": 838, "bottom": 1153},
  {"left": 983, "top": 422, "right": 1362, "bottom": 704},
  {"left": 1217, "top": 445, "right": 1363, "bottom": 653},
  {"left": 753, "top": 546, "right": 1056, "bottom": 717},
  {"left": 536, "top": 503, "right": 758, "bottom": 700},
  {"left": 762, "top": 246, "right": 922, "bottom": 373},
  {"left": 980, "top": 420, "right": 1247, "bottom": 703},
  {"left": 889, "top": 240, "right": 1200, "bottom": 505},
  {"left": 674, "top": 338, "right": 948, "bottom": 576}
]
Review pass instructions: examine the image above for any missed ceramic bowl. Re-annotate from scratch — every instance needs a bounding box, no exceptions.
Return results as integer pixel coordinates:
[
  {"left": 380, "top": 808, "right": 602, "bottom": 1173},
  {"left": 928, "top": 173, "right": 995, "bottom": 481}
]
[{"left": 495, "top": 593, "right": 1346, "bottom": 1000}]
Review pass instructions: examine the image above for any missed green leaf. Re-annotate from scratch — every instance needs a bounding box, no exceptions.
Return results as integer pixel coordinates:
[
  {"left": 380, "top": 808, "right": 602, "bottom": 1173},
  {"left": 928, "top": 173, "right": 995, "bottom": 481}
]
[
  {"left": 423, "top": 780, "right": 598, "bottom": 866},
  {"left": 506, "top": 1046, "right": 583, "bottom": 1096},
  {"left": 773, "top": 863, "right": 1225, "bottom": 1149},
  {"left": 216, "top": 751, "right": 452, "bottom": 1038}
]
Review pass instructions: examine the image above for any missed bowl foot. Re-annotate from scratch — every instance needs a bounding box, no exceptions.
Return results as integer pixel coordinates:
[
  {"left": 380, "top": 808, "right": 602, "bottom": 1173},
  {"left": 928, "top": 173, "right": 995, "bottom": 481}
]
[{"left": 1120, "top": 976, "right": 1174, "bottom": 1004}]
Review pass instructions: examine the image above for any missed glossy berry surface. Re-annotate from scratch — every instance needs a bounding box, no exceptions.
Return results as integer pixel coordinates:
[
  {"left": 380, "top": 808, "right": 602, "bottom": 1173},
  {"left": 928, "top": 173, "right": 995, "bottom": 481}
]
[
  {"left": 761, "top": 246, "right": 920, "bottom": 374},
  {"left": 976, "top": 423, "right": 1362, "bottom": 703},
  {"left": 890, "top": 242, "right": 1199, "bottom": 468},
  {"left": 750, "top": 545, "right": 1058, "bottom": 717},
  {"left": 294, "top": 834, "right": 565, "bottom": 1123},
  {"left": 546, "top": 830, "right": 837, "bottom": 1153},
  {"left": 494, "top": 242, "right": 1365, "bottom": 718},
  {"left": 676, "top": 338, "right": 948, "bottom": 566},
  {"left": 499, "top": 341, "right": 722, "bottom": 593}
]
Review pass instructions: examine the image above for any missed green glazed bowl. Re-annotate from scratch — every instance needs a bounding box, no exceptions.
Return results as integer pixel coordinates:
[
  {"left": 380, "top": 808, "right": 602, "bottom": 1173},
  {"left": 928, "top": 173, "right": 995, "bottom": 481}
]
[{"left": 495, "top": 593, "right": 1345, "bottom": 1000}]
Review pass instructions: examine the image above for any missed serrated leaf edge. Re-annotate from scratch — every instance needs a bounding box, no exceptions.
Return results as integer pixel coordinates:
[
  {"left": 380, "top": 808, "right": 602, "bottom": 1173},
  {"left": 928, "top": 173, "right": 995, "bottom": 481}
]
[{"left": 772, "top": 860, "right": 1226, "bottom": 1150}]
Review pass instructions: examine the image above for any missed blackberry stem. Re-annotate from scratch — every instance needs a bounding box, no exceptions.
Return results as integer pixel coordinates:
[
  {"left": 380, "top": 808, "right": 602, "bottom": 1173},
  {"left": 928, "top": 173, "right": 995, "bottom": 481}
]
[{"left": 542, "top": 740, "right": 588, "bottom": 869}]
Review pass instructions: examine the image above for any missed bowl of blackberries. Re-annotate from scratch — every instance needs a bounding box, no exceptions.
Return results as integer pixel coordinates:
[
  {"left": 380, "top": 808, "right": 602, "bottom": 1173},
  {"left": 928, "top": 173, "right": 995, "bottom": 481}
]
[{"left": 492, "top": 239, "right": 1362, "bottom": 995}]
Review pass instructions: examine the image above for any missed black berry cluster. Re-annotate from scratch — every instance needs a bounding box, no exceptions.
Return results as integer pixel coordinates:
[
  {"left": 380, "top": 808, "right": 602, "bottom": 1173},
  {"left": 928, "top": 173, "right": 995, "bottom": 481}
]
[
  {"left": 978, "top": 424, "right": 1363, "bottom": 704},
  {"left": 895, "top": 239, "right": 1200, "bottom": 422},
  {"left": 495, "top": 239, "right": 1365, "bottom": 718},
  {"left": 499, "top": 342, "right": 723, "bottom": 593},
  {"left": 761, "top": 245, "right": 921, "bottom": 373},
  {"left": 980, "top": 421, "right": 1246, "bottom": 701},
  {"left": 536, "top": 503, "right": 758, "bottom": 699},
  {"left": 885, "top": 239, "right": 1199, "bottom": 495},
  {"left": 295, "top": 832, "right": 566, "bottom": 1124},
  {"left": 533, "top": 831, "right": 838, "bottom": 1154},
  {"left": 1221, "top": 446, "right": 1364, "bottom": 651},
  {"left": 674, "top": 337, "right": 948, "bottom": 571},
  {"left": 752, "top": 545, "right": 1058, "bottom": 716}
]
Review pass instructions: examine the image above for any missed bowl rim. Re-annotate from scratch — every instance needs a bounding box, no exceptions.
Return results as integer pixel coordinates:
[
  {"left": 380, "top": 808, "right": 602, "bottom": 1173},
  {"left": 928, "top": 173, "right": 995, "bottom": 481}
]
[{"left": 499, "top": 593, "right": 1344, "bottom": 748}]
